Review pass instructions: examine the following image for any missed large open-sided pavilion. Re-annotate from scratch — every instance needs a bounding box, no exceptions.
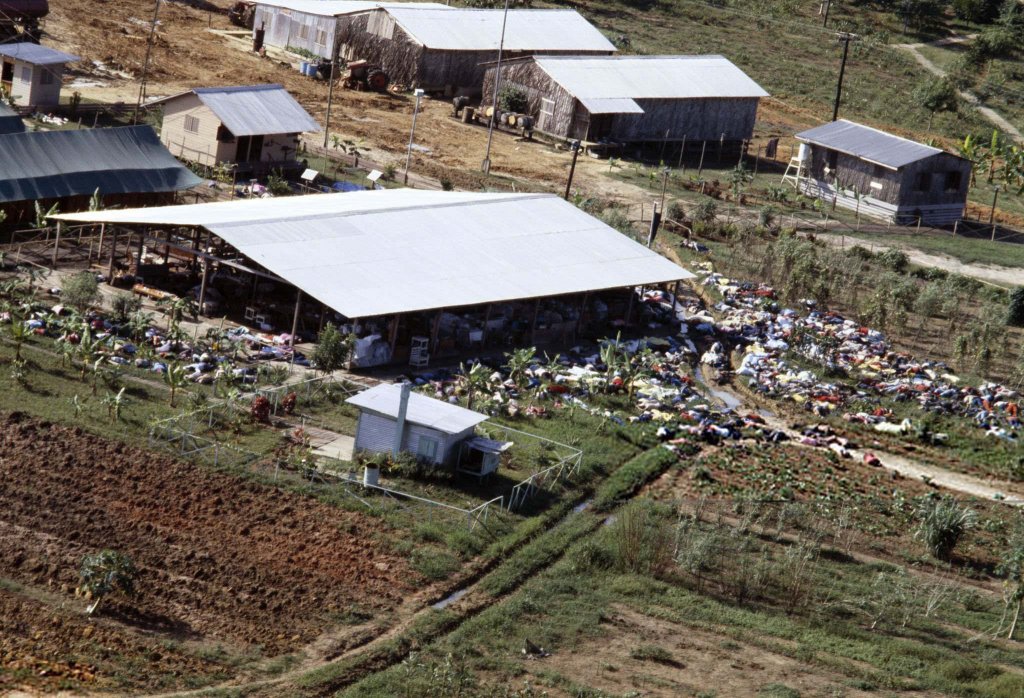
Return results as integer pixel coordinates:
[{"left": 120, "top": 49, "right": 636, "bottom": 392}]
[{"left": 51, "top": 190, "right": 693, "bottom": 367}]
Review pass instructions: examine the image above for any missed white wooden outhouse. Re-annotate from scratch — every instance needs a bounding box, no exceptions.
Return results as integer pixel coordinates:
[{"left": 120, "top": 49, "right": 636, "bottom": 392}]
[
  {"left": 0, "top": 43, "right": 79, "bottom": 108},
  {"left": 346, "top": 383, "right": 488, "bottom": 466}
]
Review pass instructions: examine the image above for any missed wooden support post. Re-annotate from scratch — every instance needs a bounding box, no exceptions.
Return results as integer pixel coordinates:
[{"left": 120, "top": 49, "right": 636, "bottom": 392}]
[
  {"left": 388, "top": 314, "right": 400, "bottom": 356},
  {"left": 574, "top": 292, "right": 588, "bottom": 340},
  {"left": 672, "top": 280, "right": 681, "bottom": 318},
  {"left": 163, "top": 229, "right": 171, "bottom": 264},
  {"left": 530, "top": 298, "right": 541, "bottom": 344},
  {"left": 51, "top": 222, "right": 62, "bottom": 268},
  {"left": 480, "top": 303, "right": 493, "bottom": 346},
  {"left": 430, "top": 311, "right": 442, "bottom": 353},
  {"left": 197, "top": 258, "right": 211, "bottom": 317},
  {"left": 108, "top": 226, "right": 119, "bottom": 282},
  {"left": 135, "top": 231, "right": 145, "bottom": 270},
  {"left": 96, "top": 223, "right": 106, "bottom": 265},
  {"left": 289, "top": 289, "right": 302, "bottom": 364},
  {"left": 624, "top": 287, "right": 636, "bottom": 326},
  {"left": 318, "top": 305, "right": 327, "bottom": 334},
  {"left": 697, "top": 141, "right": 707, "bottom": 177}
]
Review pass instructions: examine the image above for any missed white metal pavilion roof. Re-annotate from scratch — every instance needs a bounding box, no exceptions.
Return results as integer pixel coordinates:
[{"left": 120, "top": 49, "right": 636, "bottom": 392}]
[
  {"left": 385, "top": 8, "right": 616, "bottom": 52},
  {"left": 532, "top": 55, "right": 767, "bottom": 115},
  {"left": 346, "top": 383, "right": 488, "bottom": 434},
  {"left": 52, "top": 190, "right": 692, "bottom": 319},
  {"left": 149, "top": 85, "right": 321, "bottom": 137}
]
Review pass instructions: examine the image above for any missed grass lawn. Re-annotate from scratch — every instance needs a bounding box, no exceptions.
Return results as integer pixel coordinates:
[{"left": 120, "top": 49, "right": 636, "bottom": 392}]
[{"left": 825, "top": 228, "right": 1024, "bottom": 269}]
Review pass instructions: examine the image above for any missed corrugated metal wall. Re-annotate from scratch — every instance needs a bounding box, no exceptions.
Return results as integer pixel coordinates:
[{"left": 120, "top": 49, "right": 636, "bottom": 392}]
[
  {"left": 354, "top": 411, "right": 396, "bottom": 454},
  {"left": 254, "top": 5, "right": 338, "bottom": 58}
]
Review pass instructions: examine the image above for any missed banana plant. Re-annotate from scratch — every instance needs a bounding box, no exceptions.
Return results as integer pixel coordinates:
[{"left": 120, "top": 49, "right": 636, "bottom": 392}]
[
  {"left": 502, "top": 347, "right": 536, "bottom": 388},
  {"left": 102, "top": 387, "right": 128, "bottom": 422},
  {"left": 5, "top": 312, "right": 31, "bottom": 362},
  {"left": 163, "top": 362, "right": 188, "bottom": 408},
  {"left": 33, "top": 200, "right": 59, "bottom": 229},
  {"left": 457, "top": 361, "right": 492, "bottom": 411},
  {"left": 88, "top": 188, "right": 103, "bottom": 212}
]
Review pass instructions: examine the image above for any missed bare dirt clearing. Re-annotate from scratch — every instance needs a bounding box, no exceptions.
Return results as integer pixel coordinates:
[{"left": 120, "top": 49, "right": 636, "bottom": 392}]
[{"left": 0, "top": 412, "right": 416, "bottom": 693}]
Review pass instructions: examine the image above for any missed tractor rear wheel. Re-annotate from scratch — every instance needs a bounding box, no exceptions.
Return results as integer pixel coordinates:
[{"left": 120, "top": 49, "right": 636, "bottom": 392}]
[{"left": 365, "top": 69, "right": 388, "bottom": 92}]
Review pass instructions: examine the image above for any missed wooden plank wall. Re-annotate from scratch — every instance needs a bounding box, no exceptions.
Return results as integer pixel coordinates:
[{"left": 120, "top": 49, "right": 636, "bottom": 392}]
[{"left": 254, "top": 5, "right": 338, "bottom": 59}]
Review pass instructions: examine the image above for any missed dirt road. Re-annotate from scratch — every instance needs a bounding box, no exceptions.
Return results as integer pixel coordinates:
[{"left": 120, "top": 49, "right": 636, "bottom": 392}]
[
  {"left": 815, "top": 232, "right": 1022, "bottom": 286},
  {"left": 894, "top": 34, "right": 1023, "bottom": 143}
]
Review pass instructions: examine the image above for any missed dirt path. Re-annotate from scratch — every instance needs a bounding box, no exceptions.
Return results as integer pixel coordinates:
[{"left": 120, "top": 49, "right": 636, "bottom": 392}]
[
  {"left": 814, "top": 232, "right": 1021, "bottom": 286},
  {"left": 893, "top": 34, "right": 1023, "bottom": 143}
]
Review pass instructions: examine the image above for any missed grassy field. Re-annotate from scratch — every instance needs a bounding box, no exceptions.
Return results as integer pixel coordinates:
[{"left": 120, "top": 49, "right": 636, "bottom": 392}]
[{"left": 824, "top": 228, "right": 1024, "bottom": 268}]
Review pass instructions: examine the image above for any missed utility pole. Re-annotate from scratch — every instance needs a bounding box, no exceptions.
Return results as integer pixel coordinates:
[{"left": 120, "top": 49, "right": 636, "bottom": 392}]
[
  {"left": 832, "top": 32, "right": 857, "bottom": 122},
  {"left": 323, "top": 32, "right": 340, "bottom": 149},
  {"left": 822, "top": 0, "right": 832, "bottom": 27},
  {"left": 133, "top": 0, "right": 162, "bottom": 125},
  {"left": 481, "top": 0, "right": 511, "bottom": 174},
  {"left": 563, "top": 140, "right": 581, "bottom": 200}
]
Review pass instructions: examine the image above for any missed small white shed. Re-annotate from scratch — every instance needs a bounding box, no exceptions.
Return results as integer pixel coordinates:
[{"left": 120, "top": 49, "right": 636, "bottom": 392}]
[
  {"left": 346, "top": 383, "right": 488, "bottom": 466},
  {"left": 0, "top": 43, "right": 79, "bottom": 108}
]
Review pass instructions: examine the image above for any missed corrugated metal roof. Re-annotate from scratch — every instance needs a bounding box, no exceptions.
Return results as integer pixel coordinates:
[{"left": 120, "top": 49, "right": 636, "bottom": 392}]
[
  {"left": 347, "top": 383, "right": 488, "bottom": 433},
  {"left": 153, "top": 85, "right": 320, "bottom": 137},
  {"left": 386, "top": 8, "right": 616, "bottom": 52},
  {"left": 0, "top": 42, "right": 79, "bottom": 65},
  {"left": 795, "top": 119, "right": 946, "bottom": 170},
  {"left": 577, "top": 96, "right": 643, "bottom": 115},
  {"left": 52, "top": 190, "right": 693, "bottom": 318},
  {"left": 254, "top": 0, "right": 447, "bottom": 16},
  {"left": 0, "top": 126, "right": 201, "bottom": 203},
  {"left": 533, "top": 55, "right": 768, "bottom": 101},
  {"left": 0, "top": 101, "right": 25, "bottom": 134}
]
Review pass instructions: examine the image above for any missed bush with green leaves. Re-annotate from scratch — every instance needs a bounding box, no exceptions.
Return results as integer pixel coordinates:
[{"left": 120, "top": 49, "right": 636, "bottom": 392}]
[
  {"left": 313, "top": 322, "right": 353, "bottom": 374},
  {"left": 914, "top": 496, "right": 977, "bottom": 560},
  {"left": 109, "top": 292, "right": 142, "bottom": 323},
  {"left": 78, "top": 549, "right": 138, "bottom": 615},
  {"left": 693, "top": 197, "right": 717, "bottom": 224},
  {"left": 877, "top": 248, "right": 910, "bottom": 273},
  {"left": 1008, "top": 287, "right": 1024, "bottom": 327},
  {"left": 497, "top": 84, "right": 528, "bottom": 113},
  {"left": 62, "top": 271, "right": 100, "bottom": 311}
]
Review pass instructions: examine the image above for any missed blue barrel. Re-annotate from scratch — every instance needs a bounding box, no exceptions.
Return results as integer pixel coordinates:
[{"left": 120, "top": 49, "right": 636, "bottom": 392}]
[{"left": 300, "top": 61, "right": 310, "bottom": 74}]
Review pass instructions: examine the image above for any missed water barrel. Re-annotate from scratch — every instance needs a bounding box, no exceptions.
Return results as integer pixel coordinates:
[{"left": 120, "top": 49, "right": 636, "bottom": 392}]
[{"left": 300, "top": 61, "right": 310, "bottom": 75}]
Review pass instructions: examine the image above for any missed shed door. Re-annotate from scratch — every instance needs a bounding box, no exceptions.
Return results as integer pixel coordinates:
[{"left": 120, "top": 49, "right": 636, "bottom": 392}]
[
  {"left": 538, "top": 97, "right": 555, "bottom": 133},
  {"left": 569, "top": 106, "right": 590, "bottom": 141}
]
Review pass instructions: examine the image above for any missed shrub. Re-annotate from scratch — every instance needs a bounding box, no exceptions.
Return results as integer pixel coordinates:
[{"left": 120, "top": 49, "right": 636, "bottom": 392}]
[
  {"left": 78, "top": 550, "right": 137, "bottom": 615},
  {"left": 667, "top": 200, "right": 686, "bottom": 221},
  {"left": 847, "top": 245, "right": 875, "bottom": 261},
  {"left": 758, "top": 204, "right": 777, "bottom": 229},
  {"left": 497, "top": 84, "right": 528, "bottom": 113},
  {"left": 693, "top": 197, "right": 718, "bottom": 223},
  {"left": 877, "top": 248, "right": 910, "bottom": 273},
  {"left": 251, "top": 395, "right": 271, "bottom": 423},
  {"left": 570, "top": 539, "right": 614, "bottom": 572},
  {"left": 109, "top": 293, "right": 141, "bottom": 323},
  {"left": 1007, "top": 287, "right": 1024, "bottom": 327},
  {"left": 602, "top": 208, "right": 633, "bottom": 236},
  {"left": 62, "top": 271, "right": 100, "bottom": 311},
  {"left": 914, "top": 496, "right": 977, "bottom": 560},
  {"left": 439, "top": 176, "right": 454, "bottom": 191},
  {"left": 313, "top": 323, "right": 352, "bottom": 374},
  {"left": 630, "top": 644, "right": 675, "bottom": 665}
]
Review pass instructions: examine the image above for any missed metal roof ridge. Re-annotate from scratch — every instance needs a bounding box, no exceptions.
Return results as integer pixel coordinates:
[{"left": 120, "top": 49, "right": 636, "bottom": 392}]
[
  {"left": 535, "top": 53, "right": 728, "bottom": 62},
  {"left": 818, "top": 119, "right": 941, "bottom": 153},
  {"left": 193, "top": 84, "right": 286, "bottom": 94},
  {"left": 210, "top": 192, "right": 555, "bottom": 229}
]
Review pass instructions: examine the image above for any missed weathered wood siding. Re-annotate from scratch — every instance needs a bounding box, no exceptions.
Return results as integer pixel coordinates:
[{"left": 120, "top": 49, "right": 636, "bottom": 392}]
[
  {"left": 342, "top": 11, "right": 611, "bottom": 94},
  {"left": 253, "top": 4, "right": 338, "bottom": 58},
  {"left": 337, "top": 11, "right": 424, "bottom": 87},
  {"left": 484, "top": 61, "right": 758, "bottom": 142},
  {"left": 609, "top": 97, "right": 758, "bottom": 142},
  {"left": 482, "top": 61, "right": 576, "bottom": 135},
  {"left": 801, "top": 145, "right": 970, "bottom": 225}
]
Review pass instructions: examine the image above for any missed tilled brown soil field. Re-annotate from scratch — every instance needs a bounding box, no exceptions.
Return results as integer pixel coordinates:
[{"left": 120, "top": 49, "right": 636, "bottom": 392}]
[{"left": 0, "top": 412, "right": 417, "bottom": 692}]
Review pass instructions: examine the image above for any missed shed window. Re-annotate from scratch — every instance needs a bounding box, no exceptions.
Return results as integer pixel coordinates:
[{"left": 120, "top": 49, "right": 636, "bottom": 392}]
[
  {"left": 872, "top": 164, "right": 885, "bottom": 178},
  {"left": 540, "top": 98, "right": 554, "bottom": 116},
  {"left": 915, "top": 172, "right": 932, "bottom": 192},
  {"left": 417, "top": 436, "right": 439, "bottom": 462},
  {"left": 315, "top": 28, "right": 327, "bottom": 46},
  {"left": 39, "top": 69, "right": 53, "bottom": 85},
  {"left": 297, "top": 23, "right": 309, "bottom": 40},
  {"left": 944, "top": 170, "right": 963, "bottom": 193},
  {"left": 20, "top": 66, "right": 30, "bottom": 82},
  {"left": 184, "top": 115, "right": 201, "bottom": 134}
]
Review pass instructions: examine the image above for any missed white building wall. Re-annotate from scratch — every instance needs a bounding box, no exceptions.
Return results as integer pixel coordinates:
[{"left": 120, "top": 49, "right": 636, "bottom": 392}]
[{"left": 6, "top": 59, "right": 64, "bottom": 107}]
